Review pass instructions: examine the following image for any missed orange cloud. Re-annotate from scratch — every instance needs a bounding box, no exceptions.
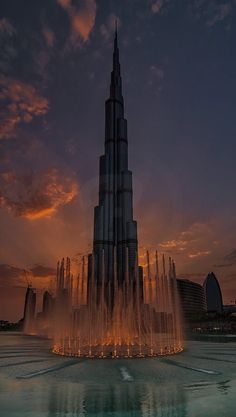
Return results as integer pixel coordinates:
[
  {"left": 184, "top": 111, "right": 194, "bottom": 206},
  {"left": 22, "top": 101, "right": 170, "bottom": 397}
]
[
  {"left": 0, "top": 168, "right": 78, "bottom": 219},
  {"left": 57, "top": 0, "right": 71, "bottom": 8},
  {"left": 188, "top": 251, "right": 211, "bottom": 259},
  {"left": 0, "top": 75, "right": 49, "bottom": 139},
  {"left": 57, "top": 0, "right": 96, "bottom": 44},
  {"left": 159, "top": 239, "right": 187, "bottom": 250}
]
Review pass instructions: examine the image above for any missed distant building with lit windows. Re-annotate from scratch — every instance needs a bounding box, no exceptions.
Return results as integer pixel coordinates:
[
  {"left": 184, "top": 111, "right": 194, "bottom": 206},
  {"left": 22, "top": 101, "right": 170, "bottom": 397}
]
[{"left": 177, "top": 279, "right": 206, "bottom": 317}]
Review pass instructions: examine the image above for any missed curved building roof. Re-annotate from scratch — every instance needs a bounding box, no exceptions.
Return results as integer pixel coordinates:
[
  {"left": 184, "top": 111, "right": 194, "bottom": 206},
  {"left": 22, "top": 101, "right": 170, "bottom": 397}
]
[{"left": 203, "top": 272, "right": 223, "bottom": 313}]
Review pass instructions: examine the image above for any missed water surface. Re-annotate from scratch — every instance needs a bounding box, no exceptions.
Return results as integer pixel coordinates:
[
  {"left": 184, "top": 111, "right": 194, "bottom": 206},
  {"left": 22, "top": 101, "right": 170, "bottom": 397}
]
[{"left": 0, "top": 333, "right": 236, "bottom": 417}]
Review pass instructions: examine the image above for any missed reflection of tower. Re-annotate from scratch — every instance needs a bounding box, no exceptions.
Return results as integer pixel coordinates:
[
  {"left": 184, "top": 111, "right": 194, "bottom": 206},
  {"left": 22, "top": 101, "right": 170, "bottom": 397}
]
[
  {"left": 47, "top": 377, "right": 187, "bottom": 417},
  {"left": 204, "top": 272, "right": 223, "bottom": 313},
  {"left": 42, "top": 290, "right": 53, "bottom": 319},
  {"left": 23, "top": 285, "right": 36, "bottom": 333},
  {"left": 88, "top": 28, "right": 143, "bottom": 303}
]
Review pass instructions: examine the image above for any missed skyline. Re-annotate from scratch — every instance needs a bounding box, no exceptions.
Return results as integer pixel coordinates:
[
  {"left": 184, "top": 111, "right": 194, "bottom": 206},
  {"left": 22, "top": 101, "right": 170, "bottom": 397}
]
[{"left": 1, "top": 0, "right": 236, "bottom": 321}]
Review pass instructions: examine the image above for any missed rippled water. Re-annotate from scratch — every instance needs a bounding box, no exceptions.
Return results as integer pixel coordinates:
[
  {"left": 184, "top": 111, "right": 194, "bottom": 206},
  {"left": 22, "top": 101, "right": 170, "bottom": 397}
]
[{"left": 0, "top": 333, "right": 236, "bottom": 417}]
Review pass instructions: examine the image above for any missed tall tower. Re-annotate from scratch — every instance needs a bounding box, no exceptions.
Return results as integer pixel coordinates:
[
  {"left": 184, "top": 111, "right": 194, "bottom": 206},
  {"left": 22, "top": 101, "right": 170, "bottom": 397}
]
[
  {"left": 89, "top": 28, "right": 142, "bottom": 303},
  {"left": 204, "top": 272, "right": 223, "bottom": 313}
]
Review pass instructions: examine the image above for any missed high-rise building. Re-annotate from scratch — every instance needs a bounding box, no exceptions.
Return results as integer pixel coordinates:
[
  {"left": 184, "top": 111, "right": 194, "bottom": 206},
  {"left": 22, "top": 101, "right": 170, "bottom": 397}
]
[
  {"left": 204, "top": 272, "right": 223, "bottom": 313},
  {"left": 88, "top": 28, "right": 143, "bottom": 304},
  {"left": 23, "top": 285, "right": 36, "bottom": 333},
  {"left": 42, "top": 290, "right": 53, "bottom": 319},
  {"left": 177, "top": 279, "right": 206, "bottom": 317}
]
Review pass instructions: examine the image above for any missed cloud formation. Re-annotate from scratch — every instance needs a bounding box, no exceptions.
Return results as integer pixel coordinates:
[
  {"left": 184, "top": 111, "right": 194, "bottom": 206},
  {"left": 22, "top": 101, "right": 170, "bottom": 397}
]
[
  {"left": 214, "top": 249, "right": 236, "bottom": 268},
  {"left": 206, "top": 3, "right": 232, "bottom": 27},
  {"left": 0, "top": 168, "right": 78, "bottom": 219},
  {"left": 0, "top": 76, "right": 49, "bottom": 139},
  {"left": 0, "top": 18, "right": 17, "bottom": 72},
  {"left": 30, "top": 264, "right": 56, "bottom": 277},
  {"left": 191, "top": 0, "right": 233, "bottom": 28},
  {"left": 0, "top": 18, "right": 15, "bottom": 36},
  {"left": 57, "top": 0, "right": 97, "bottom": 45},
  {"left": 151, "top": 0, "right": 172, "bottom": 14},
  {"left": 0, "top": 264, "right": 25, "bottom": 285},
  {"left": 42, "top": 27, "right": 55, "bottom": 48},
  {"left": 0, "top": 263, "right": 56, "bottom": 289},
  {"left": 188, "top": 250, "right": 211, "bottom": 259}
]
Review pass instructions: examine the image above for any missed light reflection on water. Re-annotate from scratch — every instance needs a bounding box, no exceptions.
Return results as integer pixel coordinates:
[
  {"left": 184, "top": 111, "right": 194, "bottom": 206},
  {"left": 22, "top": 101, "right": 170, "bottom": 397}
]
[
  {"left": 58, "top": 382, "right": 186, "bottom": 417},
  {"left": 1, "top": 376, "right": 235, "bottom": 417},
  {"left": 0, "top": 334, "right": 236, "bottom": 417}
]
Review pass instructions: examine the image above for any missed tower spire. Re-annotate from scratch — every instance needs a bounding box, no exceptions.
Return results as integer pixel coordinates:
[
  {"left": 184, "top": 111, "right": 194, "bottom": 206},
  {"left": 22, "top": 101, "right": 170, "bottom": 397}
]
[
  {"left": 115, "top": 19, "right": 118, "bottom": 45},
  {"left": 110, "top": 20, "right": 122, "bottom": 101}
]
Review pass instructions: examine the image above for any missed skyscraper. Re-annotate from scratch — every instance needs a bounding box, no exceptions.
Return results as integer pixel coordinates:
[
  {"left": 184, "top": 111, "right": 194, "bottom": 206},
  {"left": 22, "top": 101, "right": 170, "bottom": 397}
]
[
  {"left": 88, "top": 28, "right": 143, "bottom": 304},
  {"left": 23, "top": 285, "right": 36, "bottom": 333},
  {"left": 204, "top": 272, "right": 223, "bottom": 313},
  {"left": 42, "top": 290, "right": 53, "bottom": 319}
]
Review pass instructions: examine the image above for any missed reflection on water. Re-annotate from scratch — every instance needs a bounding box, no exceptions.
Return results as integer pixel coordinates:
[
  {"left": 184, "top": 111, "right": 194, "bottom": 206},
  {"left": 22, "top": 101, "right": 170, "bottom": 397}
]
[
  {"left": 46, "top": 381, "right": 187, "bottom": 417},
  {"left": 0, "top": 335, "right": 236, "bottom": 417}
]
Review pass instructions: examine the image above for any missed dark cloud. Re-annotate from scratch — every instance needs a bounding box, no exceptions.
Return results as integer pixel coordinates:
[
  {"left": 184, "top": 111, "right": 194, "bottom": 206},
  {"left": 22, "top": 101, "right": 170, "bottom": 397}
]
[
  {"left": 0, "top": 264, "right": 24, "bottom": 282},
  {"left": 30, "top": 264, "right": 56, "bottom": 277},
  {"left": 0, "top": 18, "right": 16, "bottom": 36},
  {"left": 0, "top": 263, "right": 56, "bottom": 288},
  {"left": 0, "top": 18, "right": 17, "bottom": 72},
  {"left": 0, "top": 168, "right": 78, "bottom": 219},
  {"left": 206, "top": 3, "right": 232, "bottom": 27},
  {"left": 191, "top": 0, "right": 233, "bottom": 28},
  {"left": 214, "top": 249, "right": 236, "bottom": 268}
]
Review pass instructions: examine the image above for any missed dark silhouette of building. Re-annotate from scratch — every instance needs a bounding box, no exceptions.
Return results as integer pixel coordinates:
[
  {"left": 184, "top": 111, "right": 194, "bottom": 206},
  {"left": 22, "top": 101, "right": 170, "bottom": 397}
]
[
  {"left": 42, "top": 290, "right": 53, "bottom": 319},
  {"left": 88, "top": 28, "right": 143, "bottom": 303},
  {"left": 177, "top": 279, "right": 206, "bottom": 317},
  {"left": 23, "top": 285, "right": 36, "bottom": 333},
  {"left": 204, "top": 272, "right": 223, "bottom": 313}
]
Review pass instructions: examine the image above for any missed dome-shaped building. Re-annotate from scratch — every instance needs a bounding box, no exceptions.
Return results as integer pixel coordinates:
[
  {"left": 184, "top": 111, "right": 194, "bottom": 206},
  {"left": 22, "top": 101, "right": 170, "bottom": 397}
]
[{"left": 204, "top": 272, "right": 223, "bottom": 313}]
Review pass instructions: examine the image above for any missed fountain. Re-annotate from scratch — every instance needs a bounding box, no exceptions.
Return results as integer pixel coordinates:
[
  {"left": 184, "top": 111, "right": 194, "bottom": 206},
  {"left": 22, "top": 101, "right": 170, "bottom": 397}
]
[{"left": 52, "top": 251, "right": 183, "bottom": 358}]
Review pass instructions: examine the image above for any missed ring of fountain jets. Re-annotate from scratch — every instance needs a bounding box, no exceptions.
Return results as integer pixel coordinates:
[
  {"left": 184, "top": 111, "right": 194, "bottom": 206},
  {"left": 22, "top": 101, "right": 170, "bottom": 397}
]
[{"left": 52, "top": 250, "right": 183, "bottom": 358}]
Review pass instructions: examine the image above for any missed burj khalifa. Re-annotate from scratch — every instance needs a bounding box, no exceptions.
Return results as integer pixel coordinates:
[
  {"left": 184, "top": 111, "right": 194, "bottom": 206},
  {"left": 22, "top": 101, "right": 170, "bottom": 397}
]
[{"left": 88, "top": 27, "right": 143, "bottom": 304}]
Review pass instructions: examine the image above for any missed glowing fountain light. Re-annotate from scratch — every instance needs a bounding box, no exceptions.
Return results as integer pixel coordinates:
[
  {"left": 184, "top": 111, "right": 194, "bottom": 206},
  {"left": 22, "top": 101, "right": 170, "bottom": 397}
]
[{"left": 52, "top": 251, "right": 183, "bottom": 358}]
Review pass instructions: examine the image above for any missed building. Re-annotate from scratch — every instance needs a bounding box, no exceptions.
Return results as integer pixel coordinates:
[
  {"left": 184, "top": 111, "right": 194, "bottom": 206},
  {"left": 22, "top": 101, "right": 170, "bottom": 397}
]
[
  {"left": 42, "top": 291, "right": 53, "bottom": 319},
  {"left": 177, "top": 279, "right": 206, "bottom": 317},
  {"left": 204, "top": 272, "right": 223, "bottom": 313},
  {"left": 23, "top": 285, "right": 36, "bottom": 333},
  {"left": 88, "top": 28, "right": 143, "bottom": 304}
]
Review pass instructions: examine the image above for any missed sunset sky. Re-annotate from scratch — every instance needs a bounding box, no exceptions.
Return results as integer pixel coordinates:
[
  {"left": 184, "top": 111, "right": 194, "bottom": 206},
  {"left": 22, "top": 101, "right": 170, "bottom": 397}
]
[{"left": 0, "top": 0, "right": 236, "bottom": 321}]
